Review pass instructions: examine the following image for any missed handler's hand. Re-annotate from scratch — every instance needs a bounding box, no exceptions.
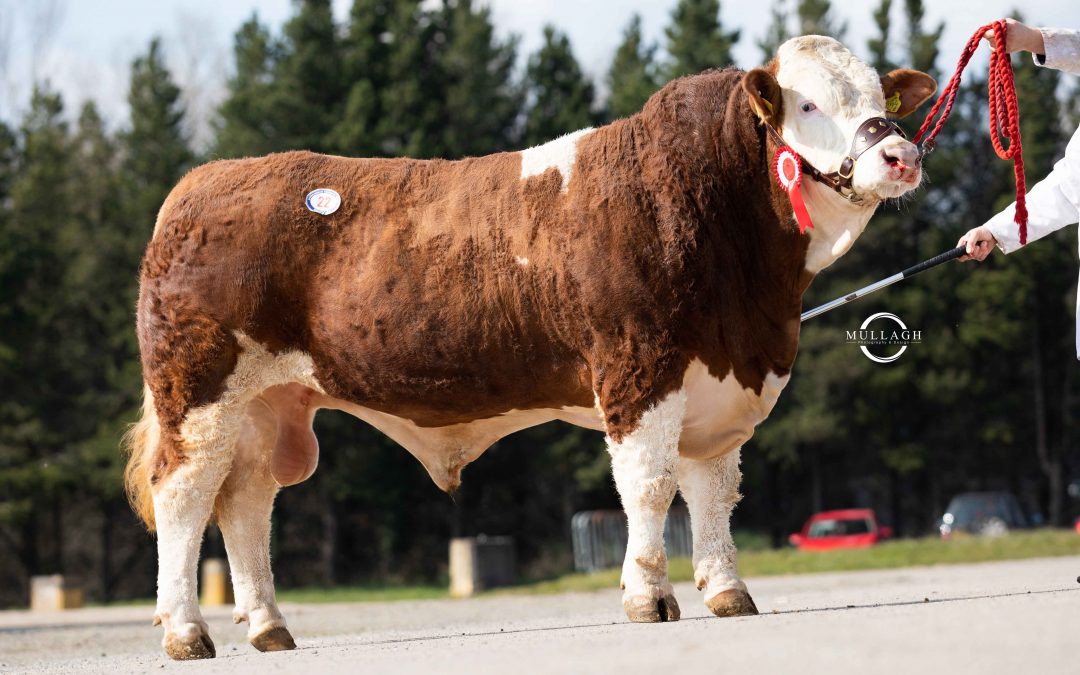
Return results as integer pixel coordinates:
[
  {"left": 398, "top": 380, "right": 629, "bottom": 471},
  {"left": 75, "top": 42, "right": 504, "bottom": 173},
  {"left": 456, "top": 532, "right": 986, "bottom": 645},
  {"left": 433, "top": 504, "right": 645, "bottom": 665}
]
[
  {"left": 982, "top": 18, "right": 1045, "bottom": 55},
  {"left": 957, "top": 226, "right": 997, "bottom": 262}
]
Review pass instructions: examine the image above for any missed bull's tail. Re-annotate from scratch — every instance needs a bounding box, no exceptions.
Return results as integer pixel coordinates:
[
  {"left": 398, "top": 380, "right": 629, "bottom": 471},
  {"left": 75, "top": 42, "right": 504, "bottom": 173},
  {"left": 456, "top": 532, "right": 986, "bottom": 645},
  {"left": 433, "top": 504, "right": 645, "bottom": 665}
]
[{"left": 123, "top": 384, "right": 159, "bottom": 531}]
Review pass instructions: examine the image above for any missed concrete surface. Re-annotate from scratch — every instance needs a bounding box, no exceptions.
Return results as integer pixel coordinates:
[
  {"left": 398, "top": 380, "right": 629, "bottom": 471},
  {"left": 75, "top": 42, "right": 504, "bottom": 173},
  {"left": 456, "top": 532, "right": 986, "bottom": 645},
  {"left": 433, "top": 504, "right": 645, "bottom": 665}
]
[{"left": 2, "top": 556, "right": 1078, "bottom": 674}]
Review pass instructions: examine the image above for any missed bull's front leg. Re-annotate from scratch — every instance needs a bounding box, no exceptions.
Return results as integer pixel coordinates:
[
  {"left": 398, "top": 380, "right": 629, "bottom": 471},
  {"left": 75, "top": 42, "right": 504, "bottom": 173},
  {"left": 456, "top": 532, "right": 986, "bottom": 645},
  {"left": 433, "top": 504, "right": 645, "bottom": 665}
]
[
  {"left": 677, "top": 448, "right": 758, "bottom": 617},
  {"left": 607, "top": 390, "right": 687, "bottom": 622}
]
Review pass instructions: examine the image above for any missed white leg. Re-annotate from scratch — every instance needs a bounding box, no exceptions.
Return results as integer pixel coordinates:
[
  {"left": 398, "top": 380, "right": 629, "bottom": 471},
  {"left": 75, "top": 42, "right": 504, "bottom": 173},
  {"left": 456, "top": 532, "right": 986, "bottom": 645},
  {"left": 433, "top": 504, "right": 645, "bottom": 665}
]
[
  {"left": 608, "top": 390, "right": 686, "bottom": 622},
  {"left": 217, "top": 406, "right": 295, "bottom": 652},
  {"left": 678, "top": 448, "right": 758, "bottom": 617},
  {"left": 152, "top": 403, "right": 242, "bottom": 660}
]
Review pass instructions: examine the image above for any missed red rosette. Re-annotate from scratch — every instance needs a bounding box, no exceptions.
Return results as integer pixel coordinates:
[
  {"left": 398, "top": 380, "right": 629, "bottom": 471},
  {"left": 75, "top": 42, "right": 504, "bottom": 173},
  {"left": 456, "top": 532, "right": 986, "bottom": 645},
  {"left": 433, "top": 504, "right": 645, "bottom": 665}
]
[
  {"left": 773, "top": 147, "right": 814, "bottom": 234},
  {"left": 774, "top": 147, "right": 802, "bottom": 190}
]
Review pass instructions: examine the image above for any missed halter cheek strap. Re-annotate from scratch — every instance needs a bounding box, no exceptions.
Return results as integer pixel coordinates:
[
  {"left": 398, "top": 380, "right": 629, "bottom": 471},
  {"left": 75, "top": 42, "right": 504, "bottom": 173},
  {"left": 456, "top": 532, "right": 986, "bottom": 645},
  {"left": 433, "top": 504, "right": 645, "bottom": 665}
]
[{"left": 764, "top": 116, "right": 906, "bottom": 204}]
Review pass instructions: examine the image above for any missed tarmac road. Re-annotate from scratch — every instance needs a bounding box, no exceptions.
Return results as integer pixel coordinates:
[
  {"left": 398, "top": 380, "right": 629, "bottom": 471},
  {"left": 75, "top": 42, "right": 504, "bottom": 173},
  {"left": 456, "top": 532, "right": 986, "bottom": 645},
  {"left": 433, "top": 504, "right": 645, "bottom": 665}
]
[{"left": 2, "top": 555, "right": 1078, "bottom": 674}]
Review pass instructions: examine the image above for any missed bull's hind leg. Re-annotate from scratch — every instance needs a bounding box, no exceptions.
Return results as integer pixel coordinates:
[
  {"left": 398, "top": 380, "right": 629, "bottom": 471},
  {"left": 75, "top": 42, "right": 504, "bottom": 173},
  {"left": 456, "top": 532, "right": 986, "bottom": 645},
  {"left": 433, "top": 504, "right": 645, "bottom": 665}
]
[
  {"left": 137, "top": 306, "right": 244, "bottom": 659},
  {"left": 152, "top": 405, "right": 244, "bottom": 659},
  {"left": 216, "top": 399, "right": 295, "bottom": 652},
  {"left": 677, "top": 448, "right": 758, "bottom": 617},
  {"left": 608, "top": 390, "right": 687, "bottom": 623}
]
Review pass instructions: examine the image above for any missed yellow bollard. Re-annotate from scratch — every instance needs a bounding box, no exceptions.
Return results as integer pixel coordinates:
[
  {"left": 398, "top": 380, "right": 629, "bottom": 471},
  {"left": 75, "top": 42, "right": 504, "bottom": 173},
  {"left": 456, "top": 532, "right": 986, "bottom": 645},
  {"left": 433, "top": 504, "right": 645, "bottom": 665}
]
[
  {"left": 449, "top": 536, "right": 515, "bottom": 598},
  {"left": 30, "top": 575, "right": 85, "bottom": 611},
  {"left": 200, "top": 558, "right": 234, "bottom": 606}
]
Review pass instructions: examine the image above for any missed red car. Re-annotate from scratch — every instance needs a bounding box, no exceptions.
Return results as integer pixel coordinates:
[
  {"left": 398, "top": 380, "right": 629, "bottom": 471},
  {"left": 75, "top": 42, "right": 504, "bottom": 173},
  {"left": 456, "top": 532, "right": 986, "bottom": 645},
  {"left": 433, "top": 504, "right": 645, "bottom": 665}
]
[{"left": 789, "top": 509, "right": 893, "bottom": 551}]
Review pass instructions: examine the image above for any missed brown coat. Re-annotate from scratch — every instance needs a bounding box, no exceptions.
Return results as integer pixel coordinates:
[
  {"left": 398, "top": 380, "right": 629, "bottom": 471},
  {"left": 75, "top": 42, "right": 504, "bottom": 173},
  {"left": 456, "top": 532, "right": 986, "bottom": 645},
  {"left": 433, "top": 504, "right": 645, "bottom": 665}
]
[{"left": 136, "top": 67, "right": 808, "bottom": 490}]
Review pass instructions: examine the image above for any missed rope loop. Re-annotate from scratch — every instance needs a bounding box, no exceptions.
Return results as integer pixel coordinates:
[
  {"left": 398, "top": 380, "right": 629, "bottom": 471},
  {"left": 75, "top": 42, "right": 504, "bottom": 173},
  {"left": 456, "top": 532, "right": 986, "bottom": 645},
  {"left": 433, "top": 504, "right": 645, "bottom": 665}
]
[{"left": 912, "top": 20, "right": 1028, "bottom": 244}]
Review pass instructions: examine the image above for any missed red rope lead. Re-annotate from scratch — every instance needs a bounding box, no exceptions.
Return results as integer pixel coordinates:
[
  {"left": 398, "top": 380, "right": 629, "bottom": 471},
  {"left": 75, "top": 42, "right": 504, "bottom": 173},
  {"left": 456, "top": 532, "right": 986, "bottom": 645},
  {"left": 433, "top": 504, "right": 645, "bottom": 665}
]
[{"left": 913, "top": 19, "right": 1028, "bottom": 245}]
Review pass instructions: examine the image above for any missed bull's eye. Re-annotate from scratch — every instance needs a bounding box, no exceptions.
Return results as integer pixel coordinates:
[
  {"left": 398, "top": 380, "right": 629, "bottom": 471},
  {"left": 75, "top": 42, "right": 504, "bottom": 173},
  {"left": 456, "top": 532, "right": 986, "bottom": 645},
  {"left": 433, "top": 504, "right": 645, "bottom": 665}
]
[{"left": 800, "top": 101, "right": 817, "bottom": 113}]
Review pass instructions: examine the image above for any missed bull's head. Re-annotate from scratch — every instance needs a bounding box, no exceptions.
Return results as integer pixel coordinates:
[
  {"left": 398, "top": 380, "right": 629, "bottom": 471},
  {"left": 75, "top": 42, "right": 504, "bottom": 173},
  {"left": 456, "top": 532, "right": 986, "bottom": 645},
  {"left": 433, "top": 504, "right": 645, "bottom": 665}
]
[{"left": 742, "top": 36, "right": 937, "bottom": 269}]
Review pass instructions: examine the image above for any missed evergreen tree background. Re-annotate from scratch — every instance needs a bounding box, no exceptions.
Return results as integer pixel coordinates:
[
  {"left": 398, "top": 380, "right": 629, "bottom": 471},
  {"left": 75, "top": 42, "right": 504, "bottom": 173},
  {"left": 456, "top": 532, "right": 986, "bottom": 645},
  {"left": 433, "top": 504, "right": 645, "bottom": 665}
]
[
  {"left": 213, "top": 15, "right": 281, "bottom": 158},
  {"left": 867, "top": 0, "right": 894, "bottom": 72},
  {"left": 524, "top": 25, "right": 595, "bottom": 145},
  {"left": 429, "top": 0, "right": 521, "bottom": 158},
  {"left": 607, "top": 14, "right": 663, "bottom": 120},
  {"left": 273, "top": 0, "right": 343, "bottom": 153},
  {"left": 797, "top": 0, "right": 848, "bottom": 38},
  {"left": 0, "top": 1, "right": 1077, "bottom": 606},
  {"left": 759, "top": 0, "right": 793, "bottom": 62},
  {"left": 664, "top": 0, "right": 740, "bottom": 79}
]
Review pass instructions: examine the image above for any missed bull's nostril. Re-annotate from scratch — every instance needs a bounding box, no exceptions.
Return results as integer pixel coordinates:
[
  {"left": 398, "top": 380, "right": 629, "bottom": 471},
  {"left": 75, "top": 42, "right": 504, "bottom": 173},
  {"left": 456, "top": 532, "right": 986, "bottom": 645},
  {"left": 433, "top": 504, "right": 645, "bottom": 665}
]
[{"left": 882, "top": 150, "right": 900, "bottom": 166}]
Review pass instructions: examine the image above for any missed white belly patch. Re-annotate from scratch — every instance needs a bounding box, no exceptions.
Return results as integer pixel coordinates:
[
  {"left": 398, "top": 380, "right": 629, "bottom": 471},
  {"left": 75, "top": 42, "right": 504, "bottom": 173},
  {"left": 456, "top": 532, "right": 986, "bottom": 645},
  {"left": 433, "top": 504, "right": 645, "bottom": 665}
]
[
  {"left": 323, "top": 398, "right": 604, "bottom": 492},
  {"left": 678, "top": 359, "right": 790, "bottom": 458}
]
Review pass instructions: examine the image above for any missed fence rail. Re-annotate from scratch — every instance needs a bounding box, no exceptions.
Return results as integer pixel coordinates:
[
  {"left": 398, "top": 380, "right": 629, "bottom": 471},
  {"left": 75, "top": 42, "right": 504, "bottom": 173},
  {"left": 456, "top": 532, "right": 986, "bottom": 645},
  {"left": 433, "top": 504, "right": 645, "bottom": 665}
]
[{"left": 570, "top": 508, "right": 692, "bottom": 573}]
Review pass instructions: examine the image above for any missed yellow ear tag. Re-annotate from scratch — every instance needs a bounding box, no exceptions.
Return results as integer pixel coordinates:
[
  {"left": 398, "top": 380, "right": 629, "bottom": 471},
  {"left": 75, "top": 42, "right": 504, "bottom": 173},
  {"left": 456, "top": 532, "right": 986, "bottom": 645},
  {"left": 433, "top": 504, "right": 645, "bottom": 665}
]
[
  {"left": 885, "top": 91, "right": 902, "bottom": 114},
  {"left": 753, "top": 97, "right": 774, "bottom": 122}
]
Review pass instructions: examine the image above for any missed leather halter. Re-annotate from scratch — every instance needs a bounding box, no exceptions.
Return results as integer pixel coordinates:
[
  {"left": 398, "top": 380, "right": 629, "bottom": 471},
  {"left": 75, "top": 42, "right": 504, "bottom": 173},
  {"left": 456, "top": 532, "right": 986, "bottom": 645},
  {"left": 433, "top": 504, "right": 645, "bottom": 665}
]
[{"left": 765, "top": 116, "right": 907, "bottom": 204}]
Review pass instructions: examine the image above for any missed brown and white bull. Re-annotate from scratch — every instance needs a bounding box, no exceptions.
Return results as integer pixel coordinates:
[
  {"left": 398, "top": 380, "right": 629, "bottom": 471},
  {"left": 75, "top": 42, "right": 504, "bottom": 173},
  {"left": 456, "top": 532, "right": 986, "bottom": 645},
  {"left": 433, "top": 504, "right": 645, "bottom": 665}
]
[{"left": 125, "top": 36, "right": 935, "bottom": 659}]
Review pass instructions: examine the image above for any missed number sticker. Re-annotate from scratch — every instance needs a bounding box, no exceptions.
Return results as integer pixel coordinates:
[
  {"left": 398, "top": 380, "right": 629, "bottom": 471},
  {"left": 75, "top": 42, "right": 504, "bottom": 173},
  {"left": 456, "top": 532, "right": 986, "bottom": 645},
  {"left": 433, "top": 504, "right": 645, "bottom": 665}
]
[{"left": 305, "top": 188, "right": 341, "bottom": 215}]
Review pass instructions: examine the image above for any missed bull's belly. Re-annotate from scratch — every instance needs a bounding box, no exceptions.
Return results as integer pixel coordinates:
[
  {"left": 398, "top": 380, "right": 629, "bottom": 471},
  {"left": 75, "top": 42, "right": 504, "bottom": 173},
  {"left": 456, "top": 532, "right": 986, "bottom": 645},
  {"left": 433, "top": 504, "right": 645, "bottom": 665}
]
[
  {"left": 324, "top": 357, "right": 791, "bottom": 484},
  {"left": 231, "top": 332, "right": 787, "bottom": 490},
  {"left": 317, "top": 394, "right": 604, "bottom": 491},
  {"left": 316, "top": 358, "right": 787, "bottom": 484},
  {"left": 676, "top": 359, "right": 790, "bottom": 460}
]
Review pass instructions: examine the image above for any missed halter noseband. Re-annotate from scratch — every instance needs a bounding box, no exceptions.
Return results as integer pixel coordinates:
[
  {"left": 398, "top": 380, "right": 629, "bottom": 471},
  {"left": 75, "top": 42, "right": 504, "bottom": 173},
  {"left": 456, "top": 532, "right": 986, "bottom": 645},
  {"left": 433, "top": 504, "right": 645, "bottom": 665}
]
[{"left": 765, "top": 116, "right": 907, "bottom": 204}]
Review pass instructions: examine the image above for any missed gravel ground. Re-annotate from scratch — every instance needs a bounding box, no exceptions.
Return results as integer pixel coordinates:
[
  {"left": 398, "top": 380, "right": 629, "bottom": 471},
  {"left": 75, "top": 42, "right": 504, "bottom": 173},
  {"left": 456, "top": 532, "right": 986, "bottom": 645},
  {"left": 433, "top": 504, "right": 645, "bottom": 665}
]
[{"left": 2, "top": 556, "right": 1078, "bottom": 675}]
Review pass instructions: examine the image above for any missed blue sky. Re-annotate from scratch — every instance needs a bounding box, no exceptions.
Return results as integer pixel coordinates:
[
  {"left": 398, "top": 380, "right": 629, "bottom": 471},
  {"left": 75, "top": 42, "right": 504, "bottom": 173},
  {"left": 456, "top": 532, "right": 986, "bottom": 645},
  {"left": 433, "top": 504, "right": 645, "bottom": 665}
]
[{"left": 1, "top": 0, "right": 1078, "bottom": 146}]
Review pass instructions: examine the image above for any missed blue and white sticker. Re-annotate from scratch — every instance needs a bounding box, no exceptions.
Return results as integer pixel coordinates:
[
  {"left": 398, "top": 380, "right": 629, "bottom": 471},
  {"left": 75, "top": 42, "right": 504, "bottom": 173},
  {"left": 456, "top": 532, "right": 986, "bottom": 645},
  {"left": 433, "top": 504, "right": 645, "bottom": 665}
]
[{"left": 305, "top": 188, "right": 341, "bottom": 215}]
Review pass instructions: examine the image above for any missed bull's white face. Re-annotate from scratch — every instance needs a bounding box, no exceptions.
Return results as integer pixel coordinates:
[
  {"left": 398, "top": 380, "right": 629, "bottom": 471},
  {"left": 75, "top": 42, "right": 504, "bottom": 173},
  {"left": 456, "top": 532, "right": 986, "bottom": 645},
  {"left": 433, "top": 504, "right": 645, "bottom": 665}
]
[{"left": 776, "top": 36, "right": 922, "bottom": 202}]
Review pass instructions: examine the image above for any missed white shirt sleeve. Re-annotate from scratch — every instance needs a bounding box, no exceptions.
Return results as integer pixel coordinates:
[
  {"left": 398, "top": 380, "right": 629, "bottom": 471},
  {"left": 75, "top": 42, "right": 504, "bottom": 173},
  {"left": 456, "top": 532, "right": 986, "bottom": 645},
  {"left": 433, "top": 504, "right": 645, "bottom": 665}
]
[
  {"left": 1033, "top": 28, "right": 1080, "bottom": 75},
  {"left": 986, "top": 125, "right": 1080, "bottom": 254}
]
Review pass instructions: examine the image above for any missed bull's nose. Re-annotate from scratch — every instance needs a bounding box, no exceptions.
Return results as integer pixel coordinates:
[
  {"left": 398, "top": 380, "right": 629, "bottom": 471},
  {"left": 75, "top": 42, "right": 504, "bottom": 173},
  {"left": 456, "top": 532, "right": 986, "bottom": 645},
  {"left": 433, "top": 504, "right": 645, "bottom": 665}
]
[{"left": 880, "top": 143, "right": 920, "bottom": 170}]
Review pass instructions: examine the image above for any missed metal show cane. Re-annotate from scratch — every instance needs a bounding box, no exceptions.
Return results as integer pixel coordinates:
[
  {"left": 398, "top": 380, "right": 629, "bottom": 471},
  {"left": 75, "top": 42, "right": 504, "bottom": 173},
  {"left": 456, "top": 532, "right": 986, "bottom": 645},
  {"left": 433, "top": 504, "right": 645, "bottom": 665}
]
[{"left": 800, "top": 246, "right": 967, "bottom": 322}]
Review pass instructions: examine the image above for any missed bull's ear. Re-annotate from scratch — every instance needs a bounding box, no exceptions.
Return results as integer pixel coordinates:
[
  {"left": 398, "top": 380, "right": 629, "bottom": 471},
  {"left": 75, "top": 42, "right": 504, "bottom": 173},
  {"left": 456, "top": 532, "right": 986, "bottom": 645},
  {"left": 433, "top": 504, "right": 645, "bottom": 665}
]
[
  {"left": 880, "top": 69, "right": 937, "bottom": 118},
  {"left": 742, "top": 68, "right": 783, "bottom": 126}
]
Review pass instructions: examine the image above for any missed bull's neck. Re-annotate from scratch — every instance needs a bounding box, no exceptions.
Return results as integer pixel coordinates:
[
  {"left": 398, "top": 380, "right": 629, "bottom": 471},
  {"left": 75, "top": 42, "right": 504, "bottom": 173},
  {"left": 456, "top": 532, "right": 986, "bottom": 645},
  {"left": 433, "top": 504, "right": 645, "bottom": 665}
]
[
  {"left": 632, "top": 113, "right": 817, "bottom": 374},
  {"left": 627, "top": 74, "right": 881, "bottom": 376},
  {"left": 799, "top": 179, "right": 878, "bottom": 276},
  {"left": 696, "top": 122, "right": 816, "bottom": 322}
]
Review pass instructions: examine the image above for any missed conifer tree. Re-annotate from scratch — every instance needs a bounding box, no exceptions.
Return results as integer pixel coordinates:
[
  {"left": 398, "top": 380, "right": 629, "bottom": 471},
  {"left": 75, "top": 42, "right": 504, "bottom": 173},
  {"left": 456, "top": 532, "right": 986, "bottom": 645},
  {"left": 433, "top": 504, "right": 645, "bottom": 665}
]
[
  {"left": 123, "top": 38, "right": 192, "bottom": 236},
  {"left": 523, "top": 25, "right": 595, "bottom": 146},
  {"left": 113, "top": 40, "right": 192, "bottom": 394},
  {"left": 867, "top": 0, "right": 894, "bottom": 72},
  {"left": 758, "top": 0, "right": 791, "bottom": 62},
  {"left": 214, "top": 14, "right": 280, "bottom": 158},
  {"left": 904, "top": 0, "right": 944, "bottom": 79},
  {"left": 0, "top": 119, "right": 16, "bottom": 322},
  {"left": 273, "top": 0, "right": 343, "bottom": 152},
  {"left": 0, "top": 88, "right": 75, "bottom": 577},
  {"left": 796, "top": 0, "right": 847, "bottom": 40},
  {"left": 664, "top": 0, "right": 740, "bottom": 80},
  {"left": 328, "top": 0, "right": 395, "bottom": 155},
  {"left": 370, "top": 0, "right": 432, "bottom": 157},
  {"left": 69, "top": 102, "right": 122, "bottom": 331},
  {"left": 430, "top": 0, "right": 521, "bottom": 158},
  {"left": 0, "top": 122, "right": 14, "bottom": 201},
  {"left": 67, "top": 102, "right": 132, "bottom": 516},
  {"left": 4, "top": 88, "right": 71, "bottom": 424},
  {"left": 607, "top": 14, "right": 662, "bottom": 120}
]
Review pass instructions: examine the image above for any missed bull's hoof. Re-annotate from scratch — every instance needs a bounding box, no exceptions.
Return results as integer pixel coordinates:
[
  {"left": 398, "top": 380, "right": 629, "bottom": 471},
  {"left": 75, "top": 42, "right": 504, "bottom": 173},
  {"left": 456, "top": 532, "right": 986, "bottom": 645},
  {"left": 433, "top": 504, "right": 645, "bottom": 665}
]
[
  {"left": 164, "top": 631, "right": 216, "bottom": 660},
  {"left": 251, "top": 626, "right": 297, "bottom": 652},
  {"left": 706, "top": 589, "right": 759, "bottom": 617},
  {"left": 624, "top": 593, "right": 681, "bottom": 623}
]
